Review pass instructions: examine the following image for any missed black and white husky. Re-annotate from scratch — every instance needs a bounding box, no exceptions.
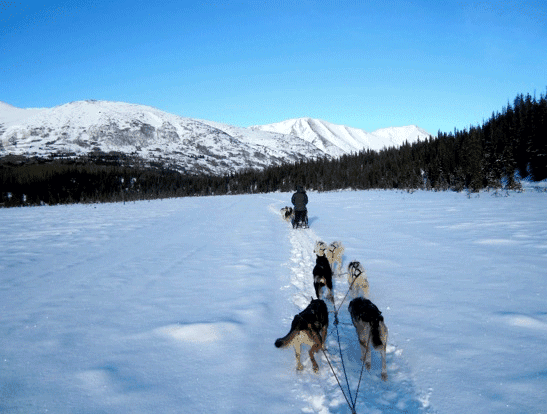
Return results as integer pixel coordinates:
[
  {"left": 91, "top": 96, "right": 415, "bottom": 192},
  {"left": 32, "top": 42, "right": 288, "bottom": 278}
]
[
  {"left": 275, "top": 298, "right": 329, "bottom": 372},
  {"left": 314, "top": 240, "right": 345, "bottom": 276},
  {"left": 280, "top": 206, "right": 294, "bottom": 222},
  {"left": 313, "top": 251, "right": 334, "bottom": 304},
  {"left": 348, "top": 297, "right": 388, "bottom": 381}
]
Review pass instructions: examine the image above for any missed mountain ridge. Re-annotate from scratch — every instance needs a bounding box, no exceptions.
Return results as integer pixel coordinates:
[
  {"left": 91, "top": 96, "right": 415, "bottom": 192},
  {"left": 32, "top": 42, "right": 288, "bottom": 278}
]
[
  {"left": 1, "top": 100, "right": 432, "bottom": 175},
  {"left": 251, "top": 117, "right": 432, "bottom": 156}
]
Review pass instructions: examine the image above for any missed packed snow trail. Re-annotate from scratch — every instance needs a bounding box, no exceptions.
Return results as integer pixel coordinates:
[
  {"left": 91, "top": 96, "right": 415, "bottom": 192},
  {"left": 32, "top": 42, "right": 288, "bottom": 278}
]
[{"left": 272, "top": 204, "right": 434, "bottom": 414}]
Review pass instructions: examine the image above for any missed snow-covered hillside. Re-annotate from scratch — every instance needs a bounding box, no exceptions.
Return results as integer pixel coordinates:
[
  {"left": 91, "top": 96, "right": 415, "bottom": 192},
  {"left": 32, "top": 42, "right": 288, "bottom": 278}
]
[
  {"left": 0, "top": 100, "right": 432, "bottom": 175},
  {"left": 251, "top": 118, "right": 431, "bottom": 156},
  {"left": 1, "top": 189, "right": 546, "bottom": 413},
  {"left": 0, "top": 100, "right": 327, "bottom": 175}
]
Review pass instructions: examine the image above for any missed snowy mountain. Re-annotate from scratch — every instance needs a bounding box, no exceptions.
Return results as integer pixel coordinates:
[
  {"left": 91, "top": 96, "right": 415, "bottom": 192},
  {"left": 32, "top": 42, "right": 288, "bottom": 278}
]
[
  {"left": 251, "top": 117, "right": 431, "bottom": 157},
  {"left": 0, "top": 100, "right": 432, "bottom": 175}
]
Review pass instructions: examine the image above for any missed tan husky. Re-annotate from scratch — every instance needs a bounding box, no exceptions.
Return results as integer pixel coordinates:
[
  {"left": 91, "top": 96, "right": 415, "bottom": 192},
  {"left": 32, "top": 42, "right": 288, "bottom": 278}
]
[
  {"left": 327, "top": 241, "right": 345, "bottom": 275},
  {"left": 347, "top": 261, "right": 369, "bottom": 298},
  {"left": 348, "top": 297, "right": 388, "bottom": 381},
  {"left": 275, "top": 298, "right": 329, "bottom": 372}
]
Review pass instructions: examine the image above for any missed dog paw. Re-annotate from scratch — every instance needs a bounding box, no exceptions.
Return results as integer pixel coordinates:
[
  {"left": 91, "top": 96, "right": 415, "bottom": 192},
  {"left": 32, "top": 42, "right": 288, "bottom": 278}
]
[
  {"left": 365, "top": 362, "right": 371, "bottom": 370},
  {"left": 312, "top": 364, "right": 319, "bottom": 373},
  {"left": 297, "top": 363, "right": 304, "bottom": 371},
  {"left": 381, "top": 372, "right": 388, "bottom": 381}
]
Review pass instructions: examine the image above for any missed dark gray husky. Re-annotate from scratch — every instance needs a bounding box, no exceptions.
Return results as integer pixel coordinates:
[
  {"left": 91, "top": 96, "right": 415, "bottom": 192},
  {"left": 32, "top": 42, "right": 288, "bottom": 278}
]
[{"left": 348, "top": 297, "right": 388, "bottom": 381}]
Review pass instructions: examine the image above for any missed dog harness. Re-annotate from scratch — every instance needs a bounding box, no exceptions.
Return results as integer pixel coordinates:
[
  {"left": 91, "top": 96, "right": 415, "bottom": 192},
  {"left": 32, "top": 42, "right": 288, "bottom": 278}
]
[{"left": 348, "top": 262, "right": 363, "bottom": 279}]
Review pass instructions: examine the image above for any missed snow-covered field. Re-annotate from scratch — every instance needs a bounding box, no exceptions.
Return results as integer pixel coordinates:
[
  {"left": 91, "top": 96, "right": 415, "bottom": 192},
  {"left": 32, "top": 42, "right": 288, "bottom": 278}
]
[{"left": 1, "top": 189, "right": 546, "bottom": 413}]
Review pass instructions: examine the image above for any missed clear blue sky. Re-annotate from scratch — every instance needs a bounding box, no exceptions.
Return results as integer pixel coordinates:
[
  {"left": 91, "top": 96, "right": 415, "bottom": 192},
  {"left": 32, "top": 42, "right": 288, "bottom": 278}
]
[{"left": 2, "top": 0, "right": 546, "bottom": 135}]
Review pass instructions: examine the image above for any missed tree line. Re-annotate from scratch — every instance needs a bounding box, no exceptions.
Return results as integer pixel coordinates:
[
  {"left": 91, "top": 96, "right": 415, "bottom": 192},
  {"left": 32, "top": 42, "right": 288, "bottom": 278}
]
[
  {"left": 255, "top": 89, "right": 546, "bottom": 193},
  {"left": 232, "top": 88, "right": 547, "bottom": 193},
  {"left": 1, "top": 88, "right": 546, "bottom": 207}
]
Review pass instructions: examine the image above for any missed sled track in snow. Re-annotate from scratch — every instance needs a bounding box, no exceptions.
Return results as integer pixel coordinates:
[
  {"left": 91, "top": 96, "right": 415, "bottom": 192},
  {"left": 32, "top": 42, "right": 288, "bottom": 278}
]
[{"left": 272, "top": 204, "right": 435, "bottom": 414}]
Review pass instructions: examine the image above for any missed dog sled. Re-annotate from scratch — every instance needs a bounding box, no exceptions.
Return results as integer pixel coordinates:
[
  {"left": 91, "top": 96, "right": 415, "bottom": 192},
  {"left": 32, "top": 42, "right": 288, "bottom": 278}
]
[
  {"left": 292, "top": 209, "right": 309, "bottom": 229},
  {"left": 280, "top": 206, "right": 309, "bottom": 229}
]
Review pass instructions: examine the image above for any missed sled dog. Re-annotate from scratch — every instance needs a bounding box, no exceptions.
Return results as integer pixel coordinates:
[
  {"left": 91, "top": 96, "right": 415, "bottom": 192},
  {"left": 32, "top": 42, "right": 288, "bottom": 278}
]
[
  {"left": 314, "top": 240, "right": 345, "bottom": 275},
  {"left": 275, "top": 298, "right": 329, "bottom": 372},
  {"left": 280, "top": 206, "right": 294, "bottom": 222},
  {"left": 326, "top": 241, "right": 344, "bottom": 275},
  {"left": 314, "top": 240, "right": 328, "bottom": 257},
  {"left": 347, "top": 261, "right": 369, "bottom": 298},
  {"left": 313, "top": 250, "right": 334, "bottom": 304},
  {"left": 348, "top": 297, "right": 388, "bottom": 381}
]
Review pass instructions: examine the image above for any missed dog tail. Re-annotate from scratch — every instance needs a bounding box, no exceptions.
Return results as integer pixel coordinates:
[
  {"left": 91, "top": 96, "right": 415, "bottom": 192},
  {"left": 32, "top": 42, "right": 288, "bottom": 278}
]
[
  {"left": 275, "top": 329, "right": 298, "bottom": 348},
  {"left": 371, "top": 316, "right": 384, "bottom": 348}
]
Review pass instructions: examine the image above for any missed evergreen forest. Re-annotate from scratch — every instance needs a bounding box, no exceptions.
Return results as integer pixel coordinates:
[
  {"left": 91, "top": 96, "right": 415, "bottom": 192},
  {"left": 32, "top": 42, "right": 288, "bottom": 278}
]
[{"left": 1, "top": 89, "right": 546, "bottom": 207}]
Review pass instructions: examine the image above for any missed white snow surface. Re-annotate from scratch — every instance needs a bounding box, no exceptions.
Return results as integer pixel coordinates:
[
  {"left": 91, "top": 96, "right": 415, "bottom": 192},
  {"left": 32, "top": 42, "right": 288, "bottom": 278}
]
[
  {"left": 1, "top": 189, "right": 546, "bottom": 413},
  {"left": 251, "top": 118, "right": 431, "bottom": 156}
]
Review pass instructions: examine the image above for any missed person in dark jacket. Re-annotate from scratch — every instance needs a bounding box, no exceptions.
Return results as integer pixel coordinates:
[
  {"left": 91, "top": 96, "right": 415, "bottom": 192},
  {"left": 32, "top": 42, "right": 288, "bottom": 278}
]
[{"left": 291, "top": 186, "right": 308, "bottom": 228}]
